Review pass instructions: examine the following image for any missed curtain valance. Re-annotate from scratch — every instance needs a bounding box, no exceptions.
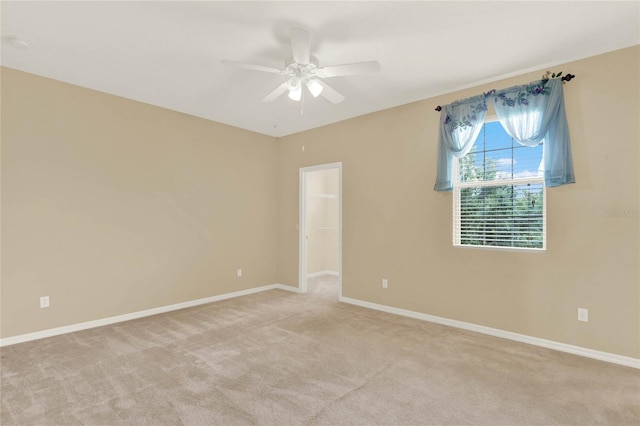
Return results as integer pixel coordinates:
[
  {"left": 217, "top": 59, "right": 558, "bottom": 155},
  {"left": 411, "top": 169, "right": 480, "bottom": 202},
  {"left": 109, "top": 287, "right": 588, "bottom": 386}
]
[
  {"left": 434, "top": 77, "right": 574, "bottom": 191},
  {"left": 433, "top": 95, "right": 487, "bottom": 192}
]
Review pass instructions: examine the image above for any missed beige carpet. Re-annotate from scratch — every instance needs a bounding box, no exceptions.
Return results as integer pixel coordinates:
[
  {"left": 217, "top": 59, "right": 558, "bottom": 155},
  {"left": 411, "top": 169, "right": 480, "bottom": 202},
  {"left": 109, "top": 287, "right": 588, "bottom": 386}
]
[{"left": 1, "top": 275, "right": 639, "bottom": 425}]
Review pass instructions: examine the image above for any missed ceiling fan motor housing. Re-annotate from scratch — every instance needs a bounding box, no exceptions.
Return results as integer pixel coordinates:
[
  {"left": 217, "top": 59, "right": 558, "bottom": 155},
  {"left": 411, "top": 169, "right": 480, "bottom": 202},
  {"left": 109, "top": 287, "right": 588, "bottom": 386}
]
[{"left": 284, "top": 56, "right": 319, "bottom": 84}]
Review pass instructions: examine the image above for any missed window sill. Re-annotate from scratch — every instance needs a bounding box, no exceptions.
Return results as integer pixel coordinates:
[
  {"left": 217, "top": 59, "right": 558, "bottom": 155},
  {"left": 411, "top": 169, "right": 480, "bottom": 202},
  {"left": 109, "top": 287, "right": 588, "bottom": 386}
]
[{"left": 453, "top": 244, "right": 546, "bottom": 253}]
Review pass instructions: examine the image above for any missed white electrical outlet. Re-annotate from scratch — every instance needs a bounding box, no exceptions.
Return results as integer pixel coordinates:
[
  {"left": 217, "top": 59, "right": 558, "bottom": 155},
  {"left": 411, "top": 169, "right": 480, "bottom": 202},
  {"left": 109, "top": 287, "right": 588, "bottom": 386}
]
[
  {"left": 237, "top": 269, "right": 242, "bottom": 277},
  {"left": 382, "top": 279, "right": 388, "bottom": 289},
  {"left": 40, "top": 296, "right": 50, "bottom": 308},
  {"left": 578, "top": 308, "right": 589, "bottom": 322}
]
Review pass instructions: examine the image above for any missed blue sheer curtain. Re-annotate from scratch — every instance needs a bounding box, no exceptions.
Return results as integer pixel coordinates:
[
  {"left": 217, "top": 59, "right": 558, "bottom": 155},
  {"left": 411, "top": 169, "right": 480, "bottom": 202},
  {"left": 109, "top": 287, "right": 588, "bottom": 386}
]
[
  {"left": 492, "top": 78, "right": 575, "bottom": 187},
  {"left": 434, "top": 95, "right": 487, "bottom": 191}
]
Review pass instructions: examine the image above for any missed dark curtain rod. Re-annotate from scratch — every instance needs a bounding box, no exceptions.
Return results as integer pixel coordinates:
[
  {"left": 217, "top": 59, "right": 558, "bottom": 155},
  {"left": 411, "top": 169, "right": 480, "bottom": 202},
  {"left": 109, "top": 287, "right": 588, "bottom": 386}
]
[{"left": 434, "top": 73, "right": 576, "bottom": 111}]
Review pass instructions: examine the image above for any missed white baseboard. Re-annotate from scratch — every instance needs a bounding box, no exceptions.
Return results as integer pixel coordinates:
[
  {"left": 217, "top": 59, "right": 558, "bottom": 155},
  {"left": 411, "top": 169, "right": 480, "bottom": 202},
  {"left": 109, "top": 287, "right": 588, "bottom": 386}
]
[
  {"left": 306, "top": 270, "right": 339, "bottom": 278},
  {"left": 0, "top": 284, "right": 282, "bottom": 347},
  {"left": 272, "top": 283, "right": 302, "bottom": 293},
  {"left": 5, "top": 286, "right": 636, "bottom": 370},
  {"left": 339, "top": 295, "right": 640, "bottom": 370}
]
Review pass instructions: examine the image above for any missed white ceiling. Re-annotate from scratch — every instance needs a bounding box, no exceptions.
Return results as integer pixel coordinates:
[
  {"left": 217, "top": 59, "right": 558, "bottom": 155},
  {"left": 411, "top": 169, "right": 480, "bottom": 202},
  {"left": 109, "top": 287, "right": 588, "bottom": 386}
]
[{"left": 1, "top": 1, "right": 639, "bottom": 137}]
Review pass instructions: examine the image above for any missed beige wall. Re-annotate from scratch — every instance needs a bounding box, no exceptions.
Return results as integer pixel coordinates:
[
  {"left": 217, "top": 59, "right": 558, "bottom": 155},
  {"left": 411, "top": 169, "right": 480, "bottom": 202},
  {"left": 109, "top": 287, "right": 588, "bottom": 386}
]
[
  {"left": 306, "top": 168, "right": 339, "bottom": 274},
  {"left": 1, "top": 68, "right": 278, "bottom": 338},
  {"left": 2, "top": 46, "right": 638, "bottom": 360},
  {"left": 277, "top": 46, "right": 640, "bottom": 359}
]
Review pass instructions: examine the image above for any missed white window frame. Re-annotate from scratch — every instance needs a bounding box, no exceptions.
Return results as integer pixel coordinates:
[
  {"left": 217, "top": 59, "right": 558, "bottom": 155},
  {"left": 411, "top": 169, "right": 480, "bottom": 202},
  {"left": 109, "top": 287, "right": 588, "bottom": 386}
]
[{"left": 453, "top": 119, "right": 547, "bottom": 252}]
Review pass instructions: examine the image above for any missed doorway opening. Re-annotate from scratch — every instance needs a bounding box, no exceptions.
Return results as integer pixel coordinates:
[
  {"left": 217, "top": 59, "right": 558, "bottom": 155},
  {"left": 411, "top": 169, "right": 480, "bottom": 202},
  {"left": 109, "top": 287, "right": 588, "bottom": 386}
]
[{"left": 299, "top": 162, "right": 342, "bottom": 299}]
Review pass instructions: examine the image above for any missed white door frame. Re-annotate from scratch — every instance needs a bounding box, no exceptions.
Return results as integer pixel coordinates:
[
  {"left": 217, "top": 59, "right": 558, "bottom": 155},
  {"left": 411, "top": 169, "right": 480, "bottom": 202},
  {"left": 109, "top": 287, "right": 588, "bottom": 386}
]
[{"left": 299, "top": 162, "right": 342, "bottom": 295}]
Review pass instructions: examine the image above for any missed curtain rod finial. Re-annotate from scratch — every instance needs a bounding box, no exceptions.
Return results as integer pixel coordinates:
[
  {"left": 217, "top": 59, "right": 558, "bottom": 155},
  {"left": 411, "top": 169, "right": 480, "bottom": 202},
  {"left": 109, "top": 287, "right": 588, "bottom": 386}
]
[{"left": 435, "top": 106, "right": 442, "bottom": 111}]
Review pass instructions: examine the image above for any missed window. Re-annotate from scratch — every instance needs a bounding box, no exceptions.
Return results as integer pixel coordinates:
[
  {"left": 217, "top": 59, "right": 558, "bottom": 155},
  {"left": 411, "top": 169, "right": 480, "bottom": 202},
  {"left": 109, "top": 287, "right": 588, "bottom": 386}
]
[{"left": 453, "top": 120, "right": 546, "bottom": 250}]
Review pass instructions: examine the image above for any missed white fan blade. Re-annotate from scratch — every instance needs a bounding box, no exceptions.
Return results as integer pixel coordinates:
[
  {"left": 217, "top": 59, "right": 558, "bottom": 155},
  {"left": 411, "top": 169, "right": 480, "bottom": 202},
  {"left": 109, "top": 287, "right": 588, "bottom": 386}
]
[
  {"left": 290, "top": 28, "right": 311, "bottom": 65},
  {"left": 220, "top": 60, "right": 283, "bottom": 74},
  {"left": 262, "top": 81, "right": 289, "bottom": 102},
  {"left": 317, "top": 61, "right": 380, "bottom": 78},
  {"left": 317, "top": 80, "right": 345, "bottom": 104}
]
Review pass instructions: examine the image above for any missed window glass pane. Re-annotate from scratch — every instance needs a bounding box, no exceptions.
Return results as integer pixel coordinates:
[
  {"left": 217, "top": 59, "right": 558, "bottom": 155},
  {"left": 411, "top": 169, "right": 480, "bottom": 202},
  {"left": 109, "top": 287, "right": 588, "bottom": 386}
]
[
  {"left": 461, "top": 122, "right": 544, "bottom": 182},
  {"left": 483, "top": 120, "right": 512, "bottom": 150},
  {"left": 485, "top": 147, "right": 514, "bottom": 180},
  {"left": 458, "top": 146, "right": 481, "bottom": 182},
  {"left": 513, "top": 144, "right": 543, "bottom": 179}
]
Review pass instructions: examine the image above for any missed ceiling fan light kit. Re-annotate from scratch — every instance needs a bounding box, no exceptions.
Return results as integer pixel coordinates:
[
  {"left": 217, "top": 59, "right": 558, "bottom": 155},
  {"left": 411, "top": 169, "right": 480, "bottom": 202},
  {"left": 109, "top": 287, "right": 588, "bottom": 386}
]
[
  {"left": 287, "top": 80, "right": 302, "bottom": 101},
  {"left": 306, "top": 79, "right": 323, "bottom": 98},
  {"left": 222, "top": 27, "right": 380, "bottom": 105}
]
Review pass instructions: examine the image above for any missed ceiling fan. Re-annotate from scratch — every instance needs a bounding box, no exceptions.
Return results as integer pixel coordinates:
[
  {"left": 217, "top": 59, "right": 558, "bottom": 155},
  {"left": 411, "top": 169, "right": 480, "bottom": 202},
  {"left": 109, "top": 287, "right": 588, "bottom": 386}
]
[{"left": 221, "top": 28, "right": 380, "bottom": 104}]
